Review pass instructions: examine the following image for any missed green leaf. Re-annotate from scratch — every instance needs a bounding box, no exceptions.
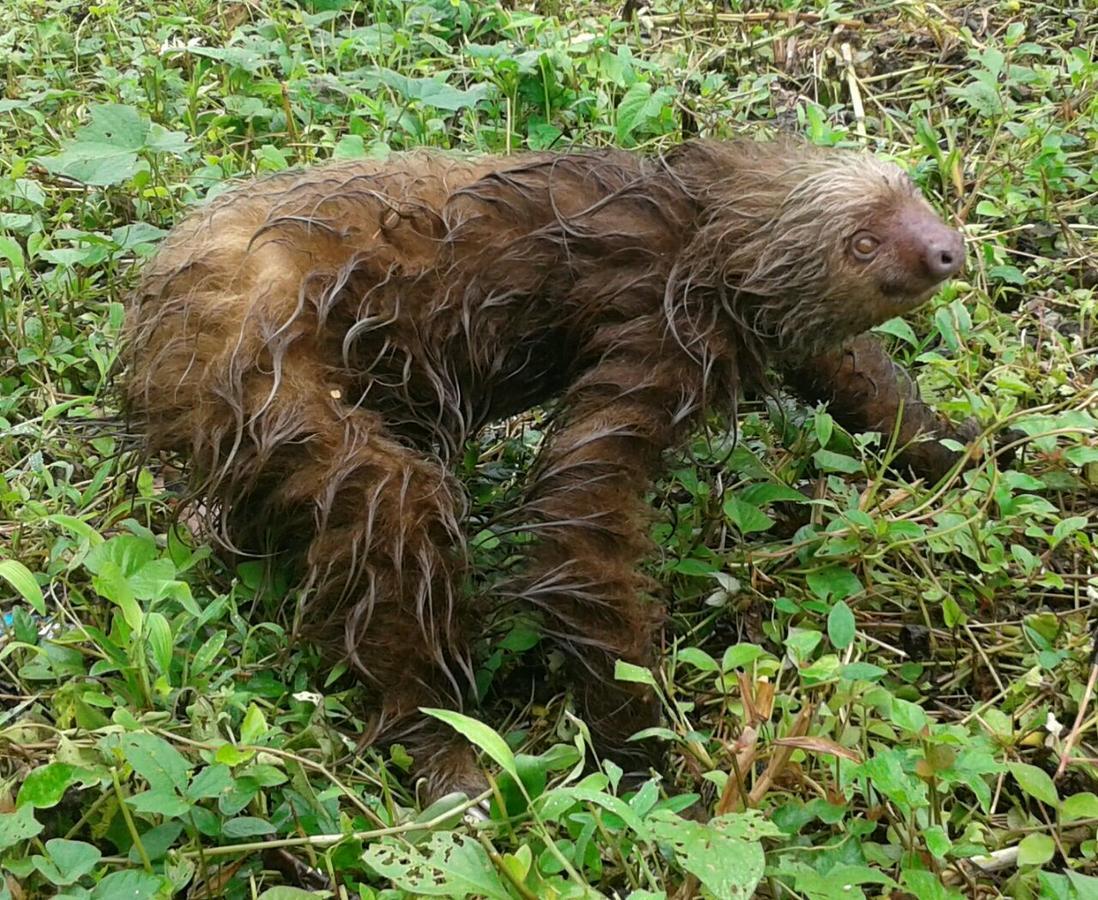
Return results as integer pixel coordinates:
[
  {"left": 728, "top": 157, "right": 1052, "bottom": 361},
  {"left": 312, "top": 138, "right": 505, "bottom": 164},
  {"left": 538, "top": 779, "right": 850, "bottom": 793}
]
[
  {"left": 17, "top": 763, "right": 95, "bottom": 809},
  {"left": 616, "top": 81, "right": 653, "bottom": 144},
  {"left": 38, "top": 108, "right": 145, "bottom": 185},
  {"left": 676, "top": 648, "right": 718, "bottom": 673},
  {"left": 116, "top": 733, "right": 193, "bottom": 793},
  {"left": 890, "top": 698, "right": 929, "bottom": 734},
  {"left": 1066, "top": 872, "right": 1098, "bottom": 898},
  {"left": 558, "top": 786, "right": 649, "bottom": 835},
  {"left": 0, "top": 236, "right": 25, "bottom": 273},
  {"left": 31, "top": 838, "right": 102, "bottom": 886},
  {"left": 145, "top": 612, "right": 173, "bottom": 676},
  {"left": 784, "top": 628, "right": 823, "bottom": 665},
  {"left": 807, "top": 566, "right": 863, "bottom": 602},
  {"left": 240, "top": 704, "right": 268, "bottom": 744},
  {"left": 365, "top": 67, "right": 493, "bottom": 112},
  {"left": 0, "top": 805, "right": 44, "bottom": 851},
  {"left": 126, "top": 789, "right": 192, "bottom": 818},
  {"left": 1062, "top": 792, "right": 1098, "bottom": 822},
  {"left": 186, "top": 765, "right": 233, "bottom": 802},
  {"left": 722, "top": 644, "right": 765, "bottom": 671},
  {"left": 923, "top": 825, "right": 952, "bottom": 859},
  {"left": 93, "top": 560, "right": 142, "bottom": 630},
  {"left": 723, "top": 497, "right": 773, "bottom": 534},
  {"left": 827, "top": 601, "right": 856, "bottom": 649},
  {"left": 613, "top": 659, "right": 659, "bottom": 688},
  {"left": 192, "top": 630, "right": 227, "bottom": 675},
  {"left": 1016, "top": 832, "right": 1055, "bottom": 866},
  {"left": 90, "top": 869, "right": 171, "bottom": 899},
  {"left": 363, "top": 832, "right": 512, "bottom": 899},
  {"left": 421, "top": 708, "right": 517, "bottom": 784},
  {"left": 738, "top": 483, "right": 806, "bottom": 505},
  {"left": 222, "top": 817, "right": 276, "bottom": 839},
  {"left": 671, "top": 556, "right": 716, "bottom": 577},
  {"left": 0, "top": 559, "right": 45, "bottom": 615},
  {"left": 258, "top": 889, "right": 329, "bottom": 900},
  {"left": 1052, "top": 516, "right": 1089, "bottom": 545},
  {"left": 1008, "top": 762, "right": 1059, "bottom": 808},
  {"left": 860, "top": 750, "right": 927, "bottom": 813},
  {"left": 873, "top": 317, "right": 919, "bottom": 346},
  {"left": 942, "top": 595, "right": 966, "bottom": 628},
  {"left": 840, "top": 662, "right": 887, "bottom": 682},
  {"left": 648, "top": 809, "right": 778, "bottom": 899},
  {"left": 813, "top": 448, "right": 863, "bottom": 473},
  {"left": 901, "top": 869, "right": 962, "bottom": 900}
]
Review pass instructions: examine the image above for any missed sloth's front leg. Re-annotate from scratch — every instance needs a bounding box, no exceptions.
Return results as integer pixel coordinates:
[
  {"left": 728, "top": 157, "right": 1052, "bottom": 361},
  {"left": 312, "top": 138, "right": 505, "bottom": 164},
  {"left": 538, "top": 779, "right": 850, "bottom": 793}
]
[{"left": 510, "top": 342, "right": 695, "bottom": 779}]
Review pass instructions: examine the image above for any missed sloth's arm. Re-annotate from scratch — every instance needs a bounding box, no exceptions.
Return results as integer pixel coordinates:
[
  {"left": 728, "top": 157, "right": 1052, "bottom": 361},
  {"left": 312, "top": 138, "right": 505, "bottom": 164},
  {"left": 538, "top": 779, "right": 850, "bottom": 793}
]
[
  {"left": 781, "top": 332, "right": 982, "bottom": 482},
  {"left": 511, "top": 344, "right": 692, "bottom": 769}
]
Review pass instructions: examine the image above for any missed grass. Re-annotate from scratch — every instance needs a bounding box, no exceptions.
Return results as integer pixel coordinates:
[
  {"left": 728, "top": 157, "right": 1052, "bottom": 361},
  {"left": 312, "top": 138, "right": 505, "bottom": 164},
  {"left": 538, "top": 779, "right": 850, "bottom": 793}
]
[{"left": 1, "top": 0, "right": 1096, "bottom": 897}]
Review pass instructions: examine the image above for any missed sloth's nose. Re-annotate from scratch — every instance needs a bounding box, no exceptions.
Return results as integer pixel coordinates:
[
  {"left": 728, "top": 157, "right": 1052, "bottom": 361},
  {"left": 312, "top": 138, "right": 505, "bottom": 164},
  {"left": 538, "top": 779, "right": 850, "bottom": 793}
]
[{"left": 924, "top": 228, "right": 965, "bottom": 279}]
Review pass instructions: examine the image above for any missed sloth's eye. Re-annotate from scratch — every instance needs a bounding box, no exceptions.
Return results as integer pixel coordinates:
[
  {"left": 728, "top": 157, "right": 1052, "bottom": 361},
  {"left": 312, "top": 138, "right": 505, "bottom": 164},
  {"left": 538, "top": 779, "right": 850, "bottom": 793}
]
[{"left": 851, "top": 232, "right": 880, "bottom": 261}]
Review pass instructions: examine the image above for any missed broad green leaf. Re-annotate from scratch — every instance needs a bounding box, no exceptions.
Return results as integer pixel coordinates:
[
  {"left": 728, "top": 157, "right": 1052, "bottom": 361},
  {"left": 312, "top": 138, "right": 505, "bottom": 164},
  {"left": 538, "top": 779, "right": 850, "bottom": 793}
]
[
  {"left": 1008, "top": 762, "right": 1059, "bottom": 808},
  {"left": 784, "top": 628, "right": 823, "bottom": 665},
  {"left": 613, "top": 660, "right": 659, "bottom": 688},
  {"left": 192, "top": 630, "right": 227, "bottom": 675},
  {"left": 365, "top": 67, "right": 493, "bottom": 112},
  {"left": 422, "top": 708, "right": 518, "bottom": 784},
  {"left": 558, "top": 786, "right": 648, "bottom": 835},
  {"left": 873, "top": 317, "right": 919, "bottom": 346},
  {"left": 722, "top": 644, "right": 765, "bottom": 671},
  {"left": 676, "top": 648, "right": 718, "bottom": 673},
  {"left": 738, "top": 483, "right": 806, "bottom": 505},
  {"left": 841, "top": 662, "right": 887, "bottom": 682},
  {"left": 813, "top": 448, "right": 863, "bottom": 473},
  {"left": 90, "top": 869, "right": 172, "bottom": 899},
  {"left": 1066, "top": 871, "right": 1098, "bottom": 898},
  {"left": 31, "top": 838, "right": 102, "bottom": 886},
  {"left": 92, "top": 559, "right": 142, "bottom": 630},
  {"left": 126, "top": 789, "right": 191, "bottom": 818},
  {"left": 1016, "top": 832, "right": 1055, "bottom": 866},
  {"left": 0, "top": 236, "right": 25, "bottom": 273},
  {"left": 222, "top": 817, "right": 276, "bottom": 839},
  {"left": 116, "top": 733, "right": 193, "bottom": 793},
  {"left": 1062, "top": 792, "right": 1098, "bottom": 822},
  {"left": 240, "top": 704, "right": 268, "bottom": 744},
  {"left": 923, "top": 825, "right": 952, "bottom": 859},
  {"left": 827, "top": 601, "right": 856, "bottom": 649},
  {"left": 890, "top": 698, "right": 929, "bottom": 734},
  {"left": 616, "top": 81, "right": 652, "bottom": 144},
  {"left": 0, "top": 559, "right": 45, "bottom": 615},
  {"left": 186, "top": 765, "right": 233, "bottom": 802},
  {"left": 0, "top": 805, "right": 43, "bottom": 851},
  {"left": 145, "top": 612, "right": 173, "bottom": 676},
  {"left": 17, "top": 764, "right": 96, "bottom": 809},
  {"left": 363, "top": 832, "right": 511, "bottom": 899},
  {"left": 860, "top": 750, "right": 927, "bottom": 813},
  {"left": 723, "top": 497, "right": 773, "bottom": 534},
  {"left": 807, "top": 566, "right": 863, "bottom": 602},
  {"left": 901, "top": 869, "right": 962, "bottom": 900},
  {"left": 647, "top": 809, "right": 778, "bottom": 899}
]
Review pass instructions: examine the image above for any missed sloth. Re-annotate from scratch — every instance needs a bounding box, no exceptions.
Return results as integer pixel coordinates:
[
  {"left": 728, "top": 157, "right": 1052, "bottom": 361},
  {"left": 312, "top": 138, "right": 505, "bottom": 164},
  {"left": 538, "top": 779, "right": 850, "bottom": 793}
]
[{"left": 124, "top": 137, "right": 975, "bottom": 801}]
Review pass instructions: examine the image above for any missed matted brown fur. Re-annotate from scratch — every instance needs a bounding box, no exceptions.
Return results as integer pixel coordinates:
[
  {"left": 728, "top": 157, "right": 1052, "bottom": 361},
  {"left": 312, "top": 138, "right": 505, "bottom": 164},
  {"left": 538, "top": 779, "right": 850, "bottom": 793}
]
[{"left": 124, "top": 138, "right": 972, "bottom": 799}]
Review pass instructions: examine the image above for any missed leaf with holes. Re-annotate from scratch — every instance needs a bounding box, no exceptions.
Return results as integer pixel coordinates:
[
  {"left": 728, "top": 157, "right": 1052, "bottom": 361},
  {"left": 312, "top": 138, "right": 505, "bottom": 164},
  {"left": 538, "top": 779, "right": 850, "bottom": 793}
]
[
  {"left": 648, "top": 809, "right": 779, "bottom": 898},
  {"left": 363, "top": 832, "right": 511, "bottom": 899}
]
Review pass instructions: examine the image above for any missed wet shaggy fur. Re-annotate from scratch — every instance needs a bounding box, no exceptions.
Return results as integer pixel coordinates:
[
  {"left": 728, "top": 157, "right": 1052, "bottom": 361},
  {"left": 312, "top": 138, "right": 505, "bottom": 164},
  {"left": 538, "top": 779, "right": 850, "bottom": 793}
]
[{"left": 124, "top": 138, "right": 974, "bottom": 800}]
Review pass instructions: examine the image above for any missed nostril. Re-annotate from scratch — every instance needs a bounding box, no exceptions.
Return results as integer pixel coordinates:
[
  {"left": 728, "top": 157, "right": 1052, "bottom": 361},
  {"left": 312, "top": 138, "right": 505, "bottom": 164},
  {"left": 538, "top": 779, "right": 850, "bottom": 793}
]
[{"left": 928, "top": 239, "right": 962, "bottom": 277}]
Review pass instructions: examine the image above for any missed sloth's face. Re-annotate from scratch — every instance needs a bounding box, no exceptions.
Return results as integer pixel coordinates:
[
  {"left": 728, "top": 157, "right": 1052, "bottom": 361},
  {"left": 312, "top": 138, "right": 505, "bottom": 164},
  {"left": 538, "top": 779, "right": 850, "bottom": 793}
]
[
  {"left": 683, "top": 145, "right": 967, "bottom": 356},
  {"left": 843, "top": 194, "right": 965, "bottom": 315}
]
